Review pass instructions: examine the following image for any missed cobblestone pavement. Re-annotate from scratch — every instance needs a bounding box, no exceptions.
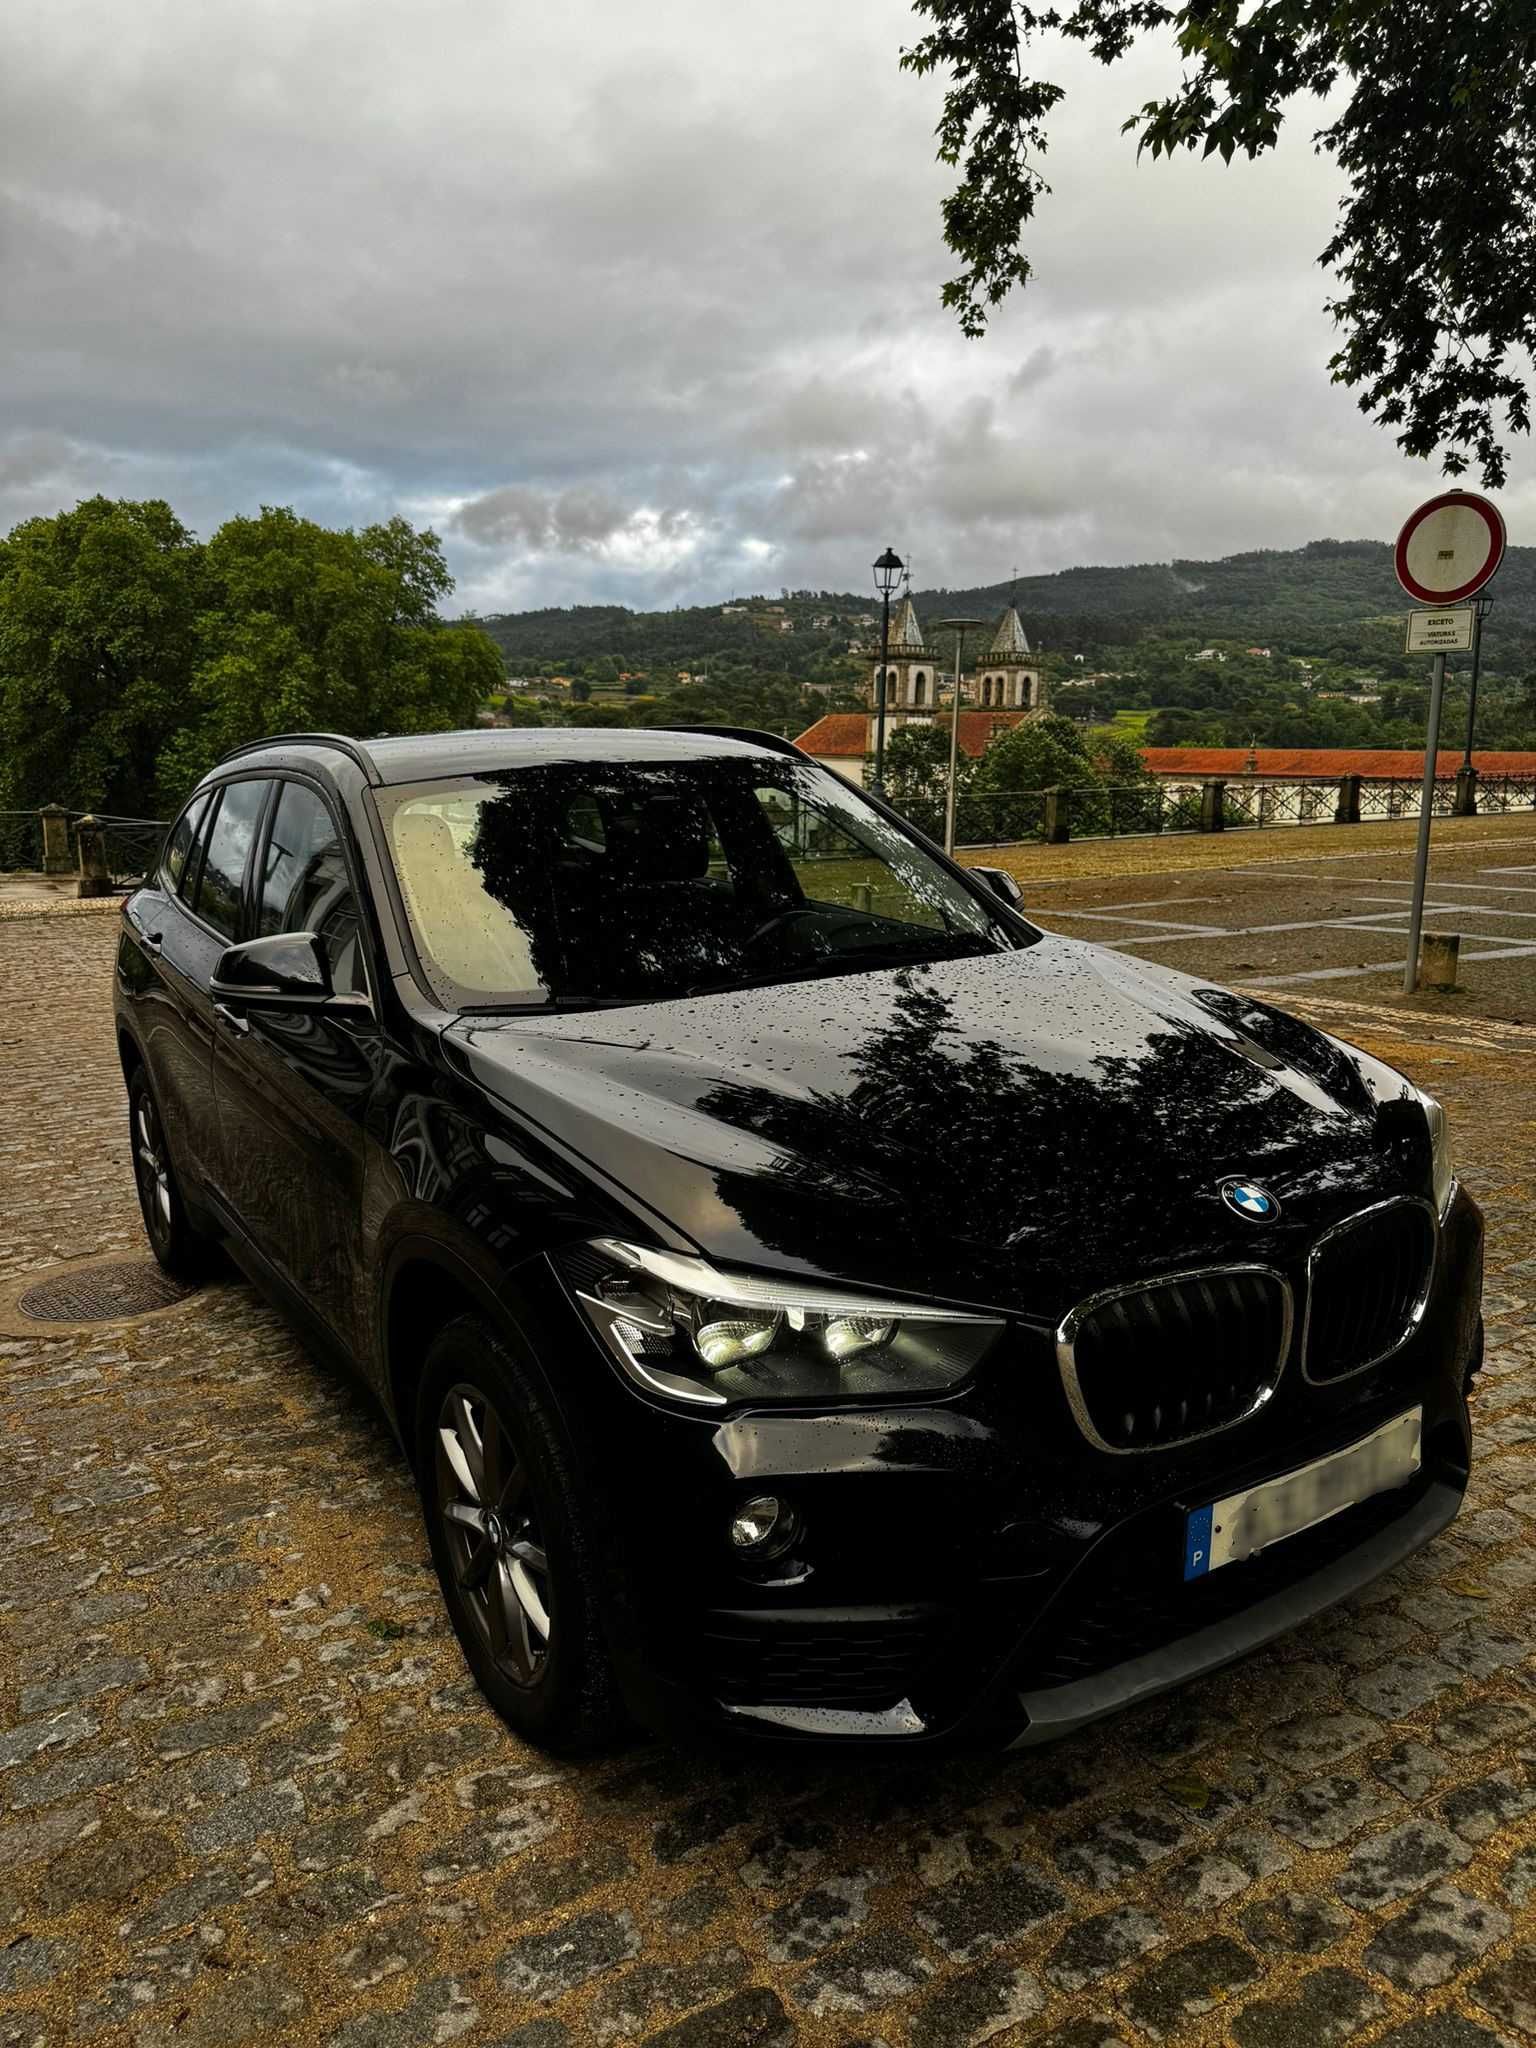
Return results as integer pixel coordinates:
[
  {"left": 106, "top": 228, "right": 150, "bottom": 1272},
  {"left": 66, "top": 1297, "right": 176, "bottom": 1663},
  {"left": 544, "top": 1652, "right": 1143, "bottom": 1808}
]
[{"left": 3, "top": 903, "right": 1535, "bottom": 2048}]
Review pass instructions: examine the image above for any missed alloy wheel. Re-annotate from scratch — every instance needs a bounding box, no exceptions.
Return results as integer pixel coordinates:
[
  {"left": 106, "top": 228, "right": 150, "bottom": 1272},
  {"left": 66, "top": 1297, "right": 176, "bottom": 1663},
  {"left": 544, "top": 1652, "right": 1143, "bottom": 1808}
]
[
  {"left": 435, "top": 1383, "right": 553, "bottom": 1685},
  {"left": 133, "top": 1093, "right": 174, "bottom": 1247}
]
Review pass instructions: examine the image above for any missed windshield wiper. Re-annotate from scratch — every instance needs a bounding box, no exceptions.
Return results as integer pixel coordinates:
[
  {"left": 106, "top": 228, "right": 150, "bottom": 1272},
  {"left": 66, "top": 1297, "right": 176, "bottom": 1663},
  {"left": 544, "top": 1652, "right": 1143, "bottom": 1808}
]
[
  {"left": 460, "top": 993, "right": 640, "bottom": 1016},
  {"left": 682, "top": 938, "right": 996, "bottom": 1001}
]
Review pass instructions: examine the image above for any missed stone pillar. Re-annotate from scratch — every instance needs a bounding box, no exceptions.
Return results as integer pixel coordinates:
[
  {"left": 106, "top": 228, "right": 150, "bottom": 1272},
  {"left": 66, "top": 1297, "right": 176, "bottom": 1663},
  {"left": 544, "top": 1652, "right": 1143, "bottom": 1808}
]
[
  {"left": 1453, "top": 764, "right": 1478, "bottom": 817},
  {"left": 1043, "top": 786, "right": 1071, "bottom": 844},
  {"left": 1336, "top": 775, "right": 1362, "bottom": 825},
  {"left": 1199, "top": 779, "right": 1226, "bottom": 833},
  {"left": 76, "top": 816, "right": 113, "bottom": 898},
  {"left": 1419, "top": 933, "right": 1460, "bottom": 991},
  {"left": 39, "top": 802, "right": 71, "bottom": 874}
]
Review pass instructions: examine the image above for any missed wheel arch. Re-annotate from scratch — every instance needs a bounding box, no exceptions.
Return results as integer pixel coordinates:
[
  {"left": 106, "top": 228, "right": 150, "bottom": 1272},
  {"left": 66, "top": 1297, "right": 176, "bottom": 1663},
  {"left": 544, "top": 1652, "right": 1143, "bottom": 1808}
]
[
  {"left": 117, "top": 1025, "right": 145, "bottom": 1086},
  {"left": 381, "top": 1240, "right": 554, "bottom": 1467}
]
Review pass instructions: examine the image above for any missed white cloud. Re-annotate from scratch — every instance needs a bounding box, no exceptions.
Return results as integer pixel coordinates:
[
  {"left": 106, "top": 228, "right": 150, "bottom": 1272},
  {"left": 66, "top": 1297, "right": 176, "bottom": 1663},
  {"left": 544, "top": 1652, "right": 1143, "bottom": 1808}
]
[{"left": 3, "top": 0, "right": 1532, "bottom": 610}]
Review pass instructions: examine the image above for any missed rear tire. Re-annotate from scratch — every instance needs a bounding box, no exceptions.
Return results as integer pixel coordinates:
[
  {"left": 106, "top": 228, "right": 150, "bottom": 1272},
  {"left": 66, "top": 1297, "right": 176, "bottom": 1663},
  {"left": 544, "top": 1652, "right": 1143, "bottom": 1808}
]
[
  {"left": 127, "top": 1068, "right": 218, "bottom": 1283},
  {"left": 417, "top": 1314, "right": 623, "bottom": 1755}
]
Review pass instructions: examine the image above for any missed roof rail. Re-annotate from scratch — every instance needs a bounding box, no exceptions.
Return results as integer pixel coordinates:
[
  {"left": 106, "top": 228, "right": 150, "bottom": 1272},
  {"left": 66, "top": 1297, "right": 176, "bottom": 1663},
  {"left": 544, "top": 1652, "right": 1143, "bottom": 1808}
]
[
  {"left": 213, "top": 733, "right": 383, "bottom": 786},
  {"left": 658, "top": 724, "right": 806, "bottom": 759}
]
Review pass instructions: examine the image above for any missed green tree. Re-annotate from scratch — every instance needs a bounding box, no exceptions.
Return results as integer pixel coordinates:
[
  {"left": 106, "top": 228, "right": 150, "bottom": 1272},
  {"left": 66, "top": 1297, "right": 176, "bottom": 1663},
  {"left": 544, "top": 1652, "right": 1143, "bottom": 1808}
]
[
  {"left": 881, "top": 721, "right": 966, "bottom": 833},
  {"left": 903, "top": 2, "right": 1536, "bottom": 483},
  {"left": 160, "top": 509, "right": 502, "bottom": 794},
  {"left": 0, "top": 497, "right": 201, "bottom": 814},
  {"left": 1086, "top": 727, "right": 1152, "bottom": 784}
]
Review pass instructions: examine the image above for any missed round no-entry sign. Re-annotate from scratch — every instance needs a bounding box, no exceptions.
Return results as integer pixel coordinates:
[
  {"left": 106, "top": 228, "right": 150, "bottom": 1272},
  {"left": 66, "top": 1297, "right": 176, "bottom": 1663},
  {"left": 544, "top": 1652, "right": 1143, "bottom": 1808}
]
[{"left": 1395, "top": 490, "right": 1506, "bottom": 605}]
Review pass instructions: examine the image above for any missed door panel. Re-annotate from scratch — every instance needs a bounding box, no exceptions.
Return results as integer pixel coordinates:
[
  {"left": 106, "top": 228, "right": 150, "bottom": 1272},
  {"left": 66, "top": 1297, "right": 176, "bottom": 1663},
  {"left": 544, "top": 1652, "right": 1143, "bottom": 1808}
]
[
  {"left": 211, "top": 778, "right": 377, "bottom": 1356},
  {"left": 122, "top": 790, "right": 224, "bottom": 1197}
]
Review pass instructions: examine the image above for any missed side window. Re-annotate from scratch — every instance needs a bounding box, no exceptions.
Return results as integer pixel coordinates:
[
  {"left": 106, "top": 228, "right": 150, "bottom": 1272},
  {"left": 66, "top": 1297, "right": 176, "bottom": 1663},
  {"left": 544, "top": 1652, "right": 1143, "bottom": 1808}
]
[
  {"left": 195, "top": 779, "right": 273, "bottom": 941},
  {"left": 257, "top": 781, "right": 366, "bottom": 995},
  {"left": 162, "top": 791, "right": 211, "bottom": 899}
]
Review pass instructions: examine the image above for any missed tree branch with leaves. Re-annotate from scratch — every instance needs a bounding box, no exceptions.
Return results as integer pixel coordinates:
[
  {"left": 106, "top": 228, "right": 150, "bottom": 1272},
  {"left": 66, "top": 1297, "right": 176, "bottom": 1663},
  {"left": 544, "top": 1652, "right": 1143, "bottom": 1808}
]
[{"left": 903, "top": 1, "right": 1536, "bottom": 484}]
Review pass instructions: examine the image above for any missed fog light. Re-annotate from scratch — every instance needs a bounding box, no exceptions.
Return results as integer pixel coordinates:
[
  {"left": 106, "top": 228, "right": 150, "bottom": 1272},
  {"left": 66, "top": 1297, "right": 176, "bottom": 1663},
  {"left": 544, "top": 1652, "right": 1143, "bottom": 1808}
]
[{"left": 728, "top": 1493, "right": 800, "bottom": 1559}]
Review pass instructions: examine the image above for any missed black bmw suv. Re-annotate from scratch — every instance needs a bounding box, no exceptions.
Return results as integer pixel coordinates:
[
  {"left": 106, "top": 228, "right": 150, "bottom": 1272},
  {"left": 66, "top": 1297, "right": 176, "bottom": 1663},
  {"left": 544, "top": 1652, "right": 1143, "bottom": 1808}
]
[{"left": 115, "top": 727, "right": 1483, "bottom": 1753}]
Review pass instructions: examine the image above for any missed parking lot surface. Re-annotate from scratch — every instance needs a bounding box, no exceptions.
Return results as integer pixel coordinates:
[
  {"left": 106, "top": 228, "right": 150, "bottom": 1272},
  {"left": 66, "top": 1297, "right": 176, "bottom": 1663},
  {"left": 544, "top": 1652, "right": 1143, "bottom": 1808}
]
[{"left": 3, "top": 851, "right": 1536, "bottom": 2048}]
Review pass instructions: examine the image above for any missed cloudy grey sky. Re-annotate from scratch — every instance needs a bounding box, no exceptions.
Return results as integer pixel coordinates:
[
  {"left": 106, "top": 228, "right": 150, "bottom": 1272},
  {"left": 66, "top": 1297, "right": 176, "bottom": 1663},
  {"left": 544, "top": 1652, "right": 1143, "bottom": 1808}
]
[{"left": 5, "top": 0, "right": 1533, "bottom": 615}]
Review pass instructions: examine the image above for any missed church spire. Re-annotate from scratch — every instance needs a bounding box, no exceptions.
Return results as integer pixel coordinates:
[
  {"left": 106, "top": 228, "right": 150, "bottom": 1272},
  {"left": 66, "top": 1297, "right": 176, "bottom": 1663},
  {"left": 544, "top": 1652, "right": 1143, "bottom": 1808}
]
[
  {"left": 990, "top": 605, "right": 1031, "bottom": 657},
  {"left": 887, "top": 592, "right": 925, "bottom": 653}
]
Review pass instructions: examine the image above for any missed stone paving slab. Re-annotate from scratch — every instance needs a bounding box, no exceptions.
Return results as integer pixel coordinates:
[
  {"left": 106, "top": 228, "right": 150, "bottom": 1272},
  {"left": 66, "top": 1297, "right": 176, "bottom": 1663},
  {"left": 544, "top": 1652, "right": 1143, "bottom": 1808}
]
[{"left": 3, "top": 910, "right": 1536, "bottom": 2047}]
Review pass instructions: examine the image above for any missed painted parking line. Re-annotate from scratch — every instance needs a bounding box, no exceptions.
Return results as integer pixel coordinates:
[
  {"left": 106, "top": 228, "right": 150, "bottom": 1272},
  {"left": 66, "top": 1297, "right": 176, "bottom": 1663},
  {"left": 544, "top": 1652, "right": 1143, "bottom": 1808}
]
[
  {"left": 1343, "top": 878, "right": 1536, "bottom": 896},
  {"left": 1036, "top": 909, "right": 1227, "bottom": 933},
  {"left": 1349, "top": 897, "right": 1536, "bottom": 920},
  {"left": 1047, "top": 895, "right": 1222, "bottom": 912},
  {"left": 1112, "top": 912, "right": 1457, "bottom": 948},
  {"left": 1259, "top": 943, "right": 1536, "bottom": 987}
]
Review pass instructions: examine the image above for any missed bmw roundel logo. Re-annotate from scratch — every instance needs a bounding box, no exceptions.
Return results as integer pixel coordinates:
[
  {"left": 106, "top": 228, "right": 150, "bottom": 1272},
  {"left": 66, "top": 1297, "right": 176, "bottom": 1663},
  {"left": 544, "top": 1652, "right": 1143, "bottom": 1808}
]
[{"left": 1220, "top": 1178, "right": 1280, "bottom": 1222}]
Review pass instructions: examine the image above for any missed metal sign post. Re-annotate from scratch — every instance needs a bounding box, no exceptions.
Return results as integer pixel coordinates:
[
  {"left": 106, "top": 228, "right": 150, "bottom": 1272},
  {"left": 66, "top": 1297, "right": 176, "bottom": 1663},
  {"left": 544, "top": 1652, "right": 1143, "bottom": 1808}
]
[
  {"left": 1394, "top": 489, "right": 1506, "bottom": 994},
  {"left": 1402, "top": 652, "right": 1447, "bottom": 994}
]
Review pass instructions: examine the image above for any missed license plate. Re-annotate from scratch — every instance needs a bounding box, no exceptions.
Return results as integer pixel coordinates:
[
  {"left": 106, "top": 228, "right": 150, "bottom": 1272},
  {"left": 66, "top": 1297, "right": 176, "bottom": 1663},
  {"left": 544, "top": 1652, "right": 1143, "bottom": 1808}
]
[{"left": 1184, "top": 1408, "right": 1422, "bottom": 1581}]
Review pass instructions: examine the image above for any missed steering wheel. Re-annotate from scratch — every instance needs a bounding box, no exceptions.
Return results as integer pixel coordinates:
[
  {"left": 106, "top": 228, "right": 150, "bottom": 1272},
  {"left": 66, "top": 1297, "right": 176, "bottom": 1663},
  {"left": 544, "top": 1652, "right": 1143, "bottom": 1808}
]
[{"left": 743, "top": 907, "right": 871, "bottom": 956}]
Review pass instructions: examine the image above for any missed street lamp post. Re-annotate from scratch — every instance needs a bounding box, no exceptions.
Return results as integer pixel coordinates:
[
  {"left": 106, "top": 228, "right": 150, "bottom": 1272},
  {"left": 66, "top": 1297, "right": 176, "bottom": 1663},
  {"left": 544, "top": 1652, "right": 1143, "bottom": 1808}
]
[
  {"left": 871, "top": 547, "right": 905, "bottom": 797},
  {"left": 936, "top": 616, "right": 988, "bottom": 856}
]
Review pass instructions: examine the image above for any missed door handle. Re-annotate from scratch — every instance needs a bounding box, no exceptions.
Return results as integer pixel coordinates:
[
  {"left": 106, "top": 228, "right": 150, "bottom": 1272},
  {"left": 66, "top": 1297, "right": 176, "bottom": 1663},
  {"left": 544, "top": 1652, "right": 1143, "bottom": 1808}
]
[
  {"left": 140, "top": 929, "right": 164, "bottom": 955},
  {"left": 213, "top": 1002, "right": 250, "bottom": 1036}
]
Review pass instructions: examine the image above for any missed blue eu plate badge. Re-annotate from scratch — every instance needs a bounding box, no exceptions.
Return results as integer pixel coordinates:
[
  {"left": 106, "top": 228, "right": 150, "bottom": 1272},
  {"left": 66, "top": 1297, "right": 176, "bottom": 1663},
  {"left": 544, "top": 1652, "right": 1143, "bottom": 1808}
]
[{"left": 1183, "top": 1409, "right": 1422, "bottom": 1583}]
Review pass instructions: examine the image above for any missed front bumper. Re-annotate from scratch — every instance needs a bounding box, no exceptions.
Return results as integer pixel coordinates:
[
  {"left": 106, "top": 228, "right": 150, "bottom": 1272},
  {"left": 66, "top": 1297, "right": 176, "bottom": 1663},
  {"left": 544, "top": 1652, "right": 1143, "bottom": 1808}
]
[
  {"left": 1008, "top": 1475, "right": 1462, "bottom": 1745},
  {"left": 580, "top": 1186, "right": 1482, "bottom": 1751}
]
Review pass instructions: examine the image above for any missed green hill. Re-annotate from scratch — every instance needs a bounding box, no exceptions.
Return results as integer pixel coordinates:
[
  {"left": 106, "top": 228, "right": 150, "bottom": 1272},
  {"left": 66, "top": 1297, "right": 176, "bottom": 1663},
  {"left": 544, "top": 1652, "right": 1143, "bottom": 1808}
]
[{"left": 478, "top": 538, "right": 1536, "bottom": 678}]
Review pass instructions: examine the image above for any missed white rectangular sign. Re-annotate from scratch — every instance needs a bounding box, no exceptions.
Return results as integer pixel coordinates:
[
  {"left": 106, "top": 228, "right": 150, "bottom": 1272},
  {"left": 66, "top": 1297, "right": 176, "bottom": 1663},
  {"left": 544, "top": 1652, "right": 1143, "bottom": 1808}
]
[{"left": 1405, "top": 607, "right": 1475, "bottom": 653}]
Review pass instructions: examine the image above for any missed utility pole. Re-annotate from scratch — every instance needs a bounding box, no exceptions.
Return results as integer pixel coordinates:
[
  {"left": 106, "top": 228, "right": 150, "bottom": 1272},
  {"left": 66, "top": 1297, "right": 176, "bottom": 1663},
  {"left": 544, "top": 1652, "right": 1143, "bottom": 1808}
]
[
  {"left": 937, "top": 617, "right": 988, "bottom": 856},
  {"left": 1460, "top": 597, "right": 1489, "bottom": 772}
]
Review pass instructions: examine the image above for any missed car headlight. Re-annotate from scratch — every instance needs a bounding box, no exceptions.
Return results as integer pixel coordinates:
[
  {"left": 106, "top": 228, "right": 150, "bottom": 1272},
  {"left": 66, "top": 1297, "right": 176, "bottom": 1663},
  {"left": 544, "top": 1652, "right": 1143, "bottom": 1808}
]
[
  {"left": 1421, "top": 1091, "right": 1455, "bottom": 1218},
  {"left": 568, "top": 1240, "right": 1003, "bottom": 1408}
]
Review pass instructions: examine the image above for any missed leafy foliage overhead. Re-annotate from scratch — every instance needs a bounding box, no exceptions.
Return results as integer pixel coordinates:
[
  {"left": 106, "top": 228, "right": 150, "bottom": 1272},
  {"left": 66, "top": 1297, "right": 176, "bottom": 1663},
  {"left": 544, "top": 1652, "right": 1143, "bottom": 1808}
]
[
  {"left": 0, "top": 500, "right": 503, "bottom": 815},
  {"left": 902, "top": 1, "right": 1536, "bottom": 484}
]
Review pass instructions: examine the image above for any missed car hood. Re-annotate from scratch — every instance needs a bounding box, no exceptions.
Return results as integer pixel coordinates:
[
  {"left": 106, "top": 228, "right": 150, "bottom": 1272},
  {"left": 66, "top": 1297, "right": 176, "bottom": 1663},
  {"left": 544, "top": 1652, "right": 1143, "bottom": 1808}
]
[{"left": 445, "top": 935, "right": 1429, "bottom": 1320}]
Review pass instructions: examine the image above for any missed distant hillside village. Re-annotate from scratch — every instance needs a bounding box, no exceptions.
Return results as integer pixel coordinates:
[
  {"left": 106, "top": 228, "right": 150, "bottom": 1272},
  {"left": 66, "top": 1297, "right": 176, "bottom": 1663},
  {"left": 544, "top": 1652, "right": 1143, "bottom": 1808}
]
[
  {"left": 477, "top": 538, "right": 1536, "bottom": 766},
  {"left": 787, "top": 594, "right": 1536, "bottom": 829}
]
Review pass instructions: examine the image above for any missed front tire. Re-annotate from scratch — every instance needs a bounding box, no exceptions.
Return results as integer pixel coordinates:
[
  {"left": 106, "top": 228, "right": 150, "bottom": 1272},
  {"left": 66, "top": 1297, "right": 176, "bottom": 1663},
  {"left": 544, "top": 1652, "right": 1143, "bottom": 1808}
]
[
  {"left": 417, "top": 1315, "right": 622, "bottom": 1755},
  {"left": 128, "top": 1069, "right": 217, "bottom": 1283}
]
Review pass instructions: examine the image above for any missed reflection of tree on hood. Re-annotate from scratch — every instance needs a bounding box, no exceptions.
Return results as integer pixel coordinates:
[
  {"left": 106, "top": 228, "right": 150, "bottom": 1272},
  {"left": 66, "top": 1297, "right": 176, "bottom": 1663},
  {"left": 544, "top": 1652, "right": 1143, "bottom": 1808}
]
[{"left": 693, "top": 975, "right": 1395, "bottom": 1311}]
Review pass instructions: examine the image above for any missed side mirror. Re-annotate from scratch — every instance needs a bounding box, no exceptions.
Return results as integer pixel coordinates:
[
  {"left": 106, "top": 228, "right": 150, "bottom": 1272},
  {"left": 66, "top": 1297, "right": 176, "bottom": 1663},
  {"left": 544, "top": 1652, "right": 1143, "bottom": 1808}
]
[
  {"left": 972, "top": 865, "right": 1024, "bottom": 909},
  {"left": 211, "top": 931, "right": 334, "bottom": 1008}
]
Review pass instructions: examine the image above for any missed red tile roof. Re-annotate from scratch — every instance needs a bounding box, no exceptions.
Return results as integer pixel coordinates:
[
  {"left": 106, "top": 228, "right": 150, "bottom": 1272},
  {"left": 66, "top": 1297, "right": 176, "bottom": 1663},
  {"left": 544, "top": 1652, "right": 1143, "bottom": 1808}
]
[
  {"left": 792, "top": 726, "right": 1536, "bottom": 782},
  {"left": 795, "top": 711, "right": 1035, "bottom": 760},
  {"left": 1141, "top": 748, "right": 1536, "bottom": 779}
]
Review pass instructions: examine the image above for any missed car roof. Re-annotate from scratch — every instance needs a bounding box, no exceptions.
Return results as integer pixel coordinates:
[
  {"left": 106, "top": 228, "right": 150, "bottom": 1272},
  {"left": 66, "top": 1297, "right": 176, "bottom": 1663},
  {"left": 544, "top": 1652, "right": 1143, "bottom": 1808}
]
[{"left": 209, "top": 726, "right": 798, "bottom": 788}]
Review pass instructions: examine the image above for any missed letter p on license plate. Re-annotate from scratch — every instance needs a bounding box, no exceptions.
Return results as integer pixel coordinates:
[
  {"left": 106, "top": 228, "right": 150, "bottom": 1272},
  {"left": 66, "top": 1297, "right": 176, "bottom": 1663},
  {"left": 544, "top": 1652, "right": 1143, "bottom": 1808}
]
[{"left": 1184, "top": 1409, "right": 1422, "bottom": 1581}]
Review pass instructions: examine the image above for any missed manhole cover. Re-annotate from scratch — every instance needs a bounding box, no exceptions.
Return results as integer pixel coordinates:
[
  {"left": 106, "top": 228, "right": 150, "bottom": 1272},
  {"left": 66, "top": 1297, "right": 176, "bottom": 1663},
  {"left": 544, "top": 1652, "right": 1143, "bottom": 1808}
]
[{"left": 17, "top": 1259, "right": 196, "bottom": 1323}]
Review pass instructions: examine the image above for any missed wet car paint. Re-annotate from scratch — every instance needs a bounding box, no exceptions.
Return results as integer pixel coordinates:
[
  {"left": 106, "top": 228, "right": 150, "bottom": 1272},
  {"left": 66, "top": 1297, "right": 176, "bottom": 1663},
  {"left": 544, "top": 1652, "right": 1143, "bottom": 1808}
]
[{"left": 113, "top": 728, "right": 1483, "bottom": 1749}]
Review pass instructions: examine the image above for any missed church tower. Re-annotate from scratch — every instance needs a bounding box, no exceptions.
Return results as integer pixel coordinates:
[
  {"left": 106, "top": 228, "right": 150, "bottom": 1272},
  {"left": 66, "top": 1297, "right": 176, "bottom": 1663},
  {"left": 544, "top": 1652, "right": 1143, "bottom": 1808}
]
[
  {"left": 976, "top": 605, "right": 1046, "bottom": 712},
  {"left": 868, "top": 593, "right": 936, "bottom": 719}
]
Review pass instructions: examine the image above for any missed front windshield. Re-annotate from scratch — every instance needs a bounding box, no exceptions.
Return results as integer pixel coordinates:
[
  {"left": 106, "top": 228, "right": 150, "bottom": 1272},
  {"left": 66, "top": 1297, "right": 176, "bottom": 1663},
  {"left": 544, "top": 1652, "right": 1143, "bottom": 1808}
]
[{"left": 379, "top": 753, "right": 1028, "bottom": 1011}]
